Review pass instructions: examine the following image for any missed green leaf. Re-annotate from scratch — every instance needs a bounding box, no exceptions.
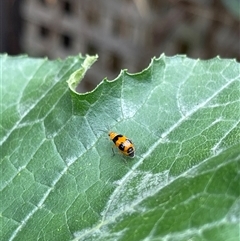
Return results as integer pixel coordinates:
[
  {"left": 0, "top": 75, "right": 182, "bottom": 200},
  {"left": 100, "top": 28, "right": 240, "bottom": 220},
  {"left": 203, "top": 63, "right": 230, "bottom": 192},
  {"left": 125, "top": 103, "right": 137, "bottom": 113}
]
[{"left": 1, "top": 54, "right": 239, "bottom": 241}]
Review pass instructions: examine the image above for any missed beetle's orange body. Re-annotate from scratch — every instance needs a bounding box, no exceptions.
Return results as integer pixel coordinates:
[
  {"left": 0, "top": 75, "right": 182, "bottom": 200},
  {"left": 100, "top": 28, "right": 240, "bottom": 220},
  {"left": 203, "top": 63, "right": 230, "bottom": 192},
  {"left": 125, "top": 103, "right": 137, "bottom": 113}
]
[{"left": 108, "top": 132, "right": 135, "bottom": 158}]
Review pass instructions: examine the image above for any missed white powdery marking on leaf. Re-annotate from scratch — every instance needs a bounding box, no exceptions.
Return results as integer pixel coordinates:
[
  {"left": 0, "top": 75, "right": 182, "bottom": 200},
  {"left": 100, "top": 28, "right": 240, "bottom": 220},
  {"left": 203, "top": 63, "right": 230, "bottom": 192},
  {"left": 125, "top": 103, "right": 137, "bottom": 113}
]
[
  {"left": 103, "top": 170, "right": 169, "bottom": 218},
  {"left": 109, "top": 171, "right": 167, "bottom": 215},
  {"left": 73, "top": 171, "right": 170, "bottom": 240},
  {"left": 73, "top": 226, "right": 128, "bottom": 241}
]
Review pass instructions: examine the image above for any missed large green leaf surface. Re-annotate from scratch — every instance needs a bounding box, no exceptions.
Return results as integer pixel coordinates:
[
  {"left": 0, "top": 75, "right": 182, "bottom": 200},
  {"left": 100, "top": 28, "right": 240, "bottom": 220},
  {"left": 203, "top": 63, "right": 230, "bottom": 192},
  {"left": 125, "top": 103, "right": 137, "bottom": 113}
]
[{"left": 0, "top": 54, "right": 239, "bottom": 241}]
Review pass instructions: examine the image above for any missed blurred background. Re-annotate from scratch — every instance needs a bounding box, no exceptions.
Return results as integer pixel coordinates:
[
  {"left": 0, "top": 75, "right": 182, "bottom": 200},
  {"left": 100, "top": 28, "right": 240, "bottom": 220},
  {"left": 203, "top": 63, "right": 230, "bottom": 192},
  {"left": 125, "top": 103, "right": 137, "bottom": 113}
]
[{"left": 1, "top": 0, "right": 239, "bottom": 92}]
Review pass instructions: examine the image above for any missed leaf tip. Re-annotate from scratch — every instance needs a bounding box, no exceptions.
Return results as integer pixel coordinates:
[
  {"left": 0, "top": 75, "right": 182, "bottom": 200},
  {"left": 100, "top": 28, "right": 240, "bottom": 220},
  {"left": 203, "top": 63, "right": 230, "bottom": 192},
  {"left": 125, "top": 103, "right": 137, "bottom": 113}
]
[{"left": 67, "top": 54, "right": 98, "bottom": 94}]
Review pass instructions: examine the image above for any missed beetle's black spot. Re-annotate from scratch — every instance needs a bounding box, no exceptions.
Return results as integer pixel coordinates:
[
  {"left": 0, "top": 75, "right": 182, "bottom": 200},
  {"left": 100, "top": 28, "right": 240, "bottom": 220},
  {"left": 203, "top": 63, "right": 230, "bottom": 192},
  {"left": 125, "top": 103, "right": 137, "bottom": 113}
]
[
  {"left": 127, "top": 139, "right": 133, "bottom": 144},
  {"left": 118, "top": 143, "right": 125, "bottom": 151},
  {"left": 112, "top": 134, "right": 123, "bottom": 144}
]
